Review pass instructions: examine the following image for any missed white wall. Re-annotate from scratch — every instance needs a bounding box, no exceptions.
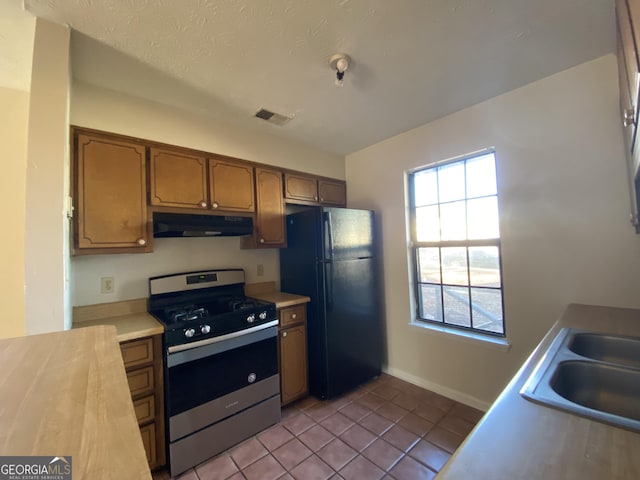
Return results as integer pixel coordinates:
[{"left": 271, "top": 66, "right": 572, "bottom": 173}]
[
  {"left": 24, "top": 18, "right": 71, "bottom": 334},
  {"left": 346, "top": 54, "right": 640, "bottom": 408},
  {"left": 70, "top": 82, "right": 345, "bottom": 306},
  {"left": 0, "top": 86, "right": 29, "bottom": 338}
]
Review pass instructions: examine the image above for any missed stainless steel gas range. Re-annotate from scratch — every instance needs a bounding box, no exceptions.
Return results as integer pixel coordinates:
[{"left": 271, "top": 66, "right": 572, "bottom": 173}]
[{"left": 148, "top": 269, "right": 281, "bottom": 477}]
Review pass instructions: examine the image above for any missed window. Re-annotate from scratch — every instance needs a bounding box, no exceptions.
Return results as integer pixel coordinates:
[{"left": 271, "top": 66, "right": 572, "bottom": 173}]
[{"left": 409, "top": 150, "right": 505, "bottom": 336}]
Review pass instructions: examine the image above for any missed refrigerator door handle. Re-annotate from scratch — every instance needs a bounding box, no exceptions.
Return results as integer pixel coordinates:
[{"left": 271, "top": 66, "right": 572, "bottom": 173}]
[
  {"left": 325, "top": 262, "right": 333, "bottom": 310},
  {"left": 324, "top": 210, "right": 334, "bottom": 261}
]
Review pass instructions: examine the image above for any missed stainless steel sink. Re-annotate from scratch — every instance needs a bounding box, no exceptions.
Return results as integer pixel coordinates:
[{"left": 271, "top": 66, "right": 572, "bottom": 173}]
[
  {"left": 568, "top": 332, "right": 640, "bottom": 369},
  {"left": 521, "top": 328, "right": 640, "bottom": 432}
]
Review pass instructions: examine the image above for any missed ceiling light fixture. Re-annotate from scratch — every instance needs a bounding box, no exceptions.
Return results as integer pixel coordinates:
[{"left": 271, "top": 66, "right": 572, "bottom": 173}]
[{"left": 329, "top": 53, "right": 351, "bottom": 87}]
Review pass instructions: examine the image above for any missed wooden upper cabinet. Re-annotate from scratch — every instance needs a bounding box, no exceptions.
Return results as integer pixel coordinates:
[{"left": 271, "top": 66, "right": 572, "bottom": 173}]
[
  {"left": 209, "top": 157, "right": 255, "bottom": 212},
  {"left": 149, "top": 147, "right": 208, "bottom": 209},
  {"left": 617, "top": 0, "right": 640, "bottom": 151},
  {"left": 250, "top": 167, "right": 286, "bottom": 247},
  {"left": 74, "top": 131, "right": 150, "bottom": 253},
  {"left": 283, "top": 172, "right": 346, "bottom": 206},
  {"left": 284, "top": 173, "right": 319, "bottom": 203},
  {"left": 616, "top": 0, "right": 640, "bottom": 230},
  {"left": 318, "top": 179, "right": 347, "bottom": 205}
]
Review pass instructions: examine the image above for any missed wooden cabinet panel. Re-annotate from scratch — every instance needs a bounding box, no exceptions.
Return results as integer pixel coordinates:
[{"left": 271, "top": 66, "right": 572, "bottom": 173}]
[
  {"left": 283, "top": 173, "right": 347, "bottom": 207},
  {"left": 279, "top": 324, "right": 308, "bottom": 405},
  {"left": 133, "top": 395, "right": 155, "bottom": 425},
  {"left": 149, "top": 147, "right": 208, "bottom": 209},
  {"left": 284, "top": 173, "right": 318, "bottom": 203},
  {"left": 121, "top": 337, "right": 154, "bottom": 369},
  {"left": 209, "top": 157, "right": 255, "bottom": 212},
  {"left": 126, "top": 366, "right": 155, "bottom": 398},
  {"left": 139, "top": 422, "right": 158, "bottom": 467},
  {"left": 253, "top": 167, "right": 286, "bottom": 246},
  {"left": 74, "top": 132, "right": 150, "bottom": 252},
  {"left": 318, "top": 179, "right": 347, "bottom": 206},
  {"left": 280, "top": 304, "right": 306, "bottom": 329},
  {"left": 120, "top": 334, "right": 165, "bottom": 470},
  {"left": 278, "top": 303, "right": 308, "bottom": 405},
  {"left": 616, "top": 0, "right": 640, "bottom": 231}
]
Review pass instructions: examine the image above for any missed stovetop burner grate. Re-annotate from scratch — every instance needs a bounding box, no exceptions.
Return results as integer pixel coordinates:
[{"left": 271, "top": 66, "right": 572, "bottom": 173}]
[{"left": 148, "top": 269, "right": 277, "bottom": 348}]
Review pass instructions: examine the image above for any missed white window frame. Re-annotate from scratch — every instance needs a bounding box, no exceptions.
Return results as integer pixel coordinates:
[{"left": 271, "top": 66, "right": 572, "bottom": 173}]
[{"left": 408, "top": 149, "right": 506, "bottom": 338}]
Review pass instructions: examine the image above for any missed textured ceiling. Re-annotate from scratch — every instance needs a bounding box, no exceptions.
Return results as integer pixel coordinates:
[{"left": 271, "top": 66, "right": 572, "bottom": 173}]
[{"left": 22, "top": 0, "right": 615, "bottom": 155}]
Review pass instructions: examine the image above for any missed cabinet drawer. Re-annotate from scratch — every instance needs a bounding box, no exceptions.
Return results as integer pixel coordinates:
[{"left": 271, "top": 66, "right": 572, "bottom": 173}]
[
  {"left": 139, "top": 422, "right": 158, "bottom": 467},
  {"left": 121, "top": 337, "right": 154, "bottom": 369},
  {"left": 133, "top": 394, "right": 156, "bottom": 425},
  {"left": 280, "top": 304, "right": 306, "bottom": 328},
  {"left": 126, "top": 366, "right": 155, "bottom": 397}
]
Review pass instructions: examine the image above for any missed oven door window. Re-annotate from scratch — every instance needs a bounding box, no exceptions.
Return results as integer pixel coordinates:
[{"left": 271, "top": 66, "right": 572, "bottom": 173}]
[{"left": 167, "top": 336, "right": 278, "bottom": 416}]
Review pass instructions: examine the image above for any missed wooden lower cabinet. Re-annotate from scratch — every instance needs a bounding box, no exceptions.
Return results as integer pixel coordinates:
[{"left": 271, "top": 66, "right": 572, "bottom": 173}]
[
  {"left": 278, "top": 304, "right": 309, "bottom": 405},
  {"left": 121, "top": 335, "right": 165, "bottom": 470}
]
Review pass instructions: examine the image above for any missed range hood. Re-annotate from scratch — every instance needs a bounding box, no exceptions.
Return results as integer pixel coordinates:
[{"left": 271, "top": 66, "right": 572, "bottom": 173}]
[{"left": 153, "top": 212, "right": 253, "bottom": 237}]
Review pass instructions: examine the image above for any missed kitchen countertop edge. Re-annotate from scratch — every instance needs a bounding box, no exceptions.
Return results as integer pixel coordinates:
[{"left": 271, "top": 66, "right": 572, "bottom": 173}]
[
  {"left": 73, "top": 308, "right": 164, "bottom": 342},
  {"left": 436, "top": 303, "right": 640, "bottom": 479},
  {"left": 247, "top": 291, "right": 311, "bottom": 309}
]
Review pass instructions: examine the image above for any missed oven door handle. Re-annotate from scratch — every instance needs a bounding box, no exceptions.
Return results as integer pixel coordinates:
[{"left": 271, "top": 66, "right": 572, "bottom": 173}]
[{"left": 167, "top": 320, "right": 278, "bottom": 361}]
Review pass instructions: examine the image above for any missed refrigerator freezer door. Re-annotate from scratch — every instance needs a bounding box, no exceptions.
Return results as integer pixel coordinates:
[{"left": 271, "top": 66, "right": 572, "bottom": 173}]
[
  {"left": 322, "top": 257, "right": 382, "bottom": 398},
  {"left": 323, "top": 208, "right": 375, "bottom": 261}
]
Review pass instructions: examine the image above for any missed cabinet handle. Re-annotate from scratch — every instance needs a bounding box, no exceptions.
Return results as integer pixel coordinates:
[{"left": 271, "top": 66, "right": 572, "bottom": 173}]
[
  {"left": 320, "top": 197, "right": 324, "bottom": 202},
  {"left": 136, "top": 238, "right": 147, "bottom": 246},
  {"left": 623, "top": 108, "right": 635, "bottom": 127},
  {"left": 314, "top": 196, "right": 318, "bottom": 201},
  {"left": 260, "top": 238, "right": 265, "bottom": 244},
  {"left": 291, "top": 313, "right": 297, "bottom": 319},
  {"left": 282, "top": 331, "right": 288, "bottom": 337},
  {"left": 212, "top": 202, "right": 219, "bottom": 209},
  {"left": 199, "top": 201, "right": 208, "bottom": 208}
]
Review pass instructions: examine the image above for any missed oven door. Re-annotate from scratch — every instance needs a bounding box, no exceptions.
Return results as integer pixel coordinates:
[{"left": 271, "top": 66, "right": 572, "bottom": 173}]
[{"left": 166, "top": 322, "right": 280, "bottom": 442}]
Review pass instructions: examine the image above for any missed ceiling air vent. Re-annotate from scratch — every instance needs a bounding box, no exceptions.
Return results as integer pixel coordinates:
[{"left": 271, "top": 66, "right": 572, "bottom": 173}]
[{"left": 254, "top": 108, "right": 292, "bottom": 126}]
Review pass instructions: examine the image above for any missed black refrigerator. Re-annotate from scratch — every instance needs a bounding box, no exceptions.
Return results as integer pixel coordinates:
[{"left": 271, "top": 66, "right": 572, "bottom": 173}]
[{"left": 280, "top": 206, "right": 383, "bottom": 399}]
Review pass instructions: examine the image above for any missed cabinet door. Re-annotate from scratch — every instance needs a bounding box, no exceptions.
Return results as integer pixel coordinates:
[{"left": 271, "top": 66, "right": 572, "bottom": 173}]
[
  {"left": 209, "top": 157, "right": 255, "bottom": 212},
  {"left": 284, "top": 173, "right": 318, "bottom": 203},
  {"left": 149, "top": 147, "right": 209, "bottom": 209},
  {"left": 279, "top": 324, "right": 308, "bottom": 405},
  {"left": 75, "top": 133, "right": 150, "bottom": 251},
  {"left": 617, "top": 0, "right": 639, "bottom": 151},
  {"left": 318, "top": 179, "right": 347, "bottom": 206},
  {"left": 254, "top": 167, "right": 286, "bottom": 246},
  {"left": 617, "top": 0, "right": 640, "bottom": 230}
]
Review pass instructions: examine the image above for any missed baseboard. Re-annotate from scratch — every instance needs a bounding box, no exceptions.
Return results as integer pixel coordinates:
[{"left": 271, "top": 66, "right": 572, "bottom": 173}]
[{"left": 383, "top": 366, "right": 492, "bottom": 412}]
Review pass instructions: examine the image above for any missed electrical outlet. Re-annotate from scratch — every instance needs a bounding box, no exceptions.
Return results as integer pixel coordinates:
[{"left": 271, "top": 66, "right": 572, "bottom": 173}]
[
  {"left": 100, "top": 276, "right": 115, "bottom": 294},
  {"left": 257, "top": 264, "right": 264, "bottom": 277}
]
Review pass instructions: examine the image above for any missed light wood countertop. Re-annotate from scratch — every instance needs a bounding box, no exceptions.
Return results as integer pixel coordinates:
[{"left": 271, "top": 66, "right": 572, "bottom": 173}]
[
  {"left": 437, "top": 303, "right": 640, "bottom": 480},
  {"left": 72, "top": 299, "right": 164, "bottom": 342},
  {"left": 0, "top": 326, "right": 151, "bottom": 479},
  {"left": 248, "top": 291, "right": 310, "bottom": 309},
  {"left": 245, "top": 281, "right": 310, "bottom": 309}
]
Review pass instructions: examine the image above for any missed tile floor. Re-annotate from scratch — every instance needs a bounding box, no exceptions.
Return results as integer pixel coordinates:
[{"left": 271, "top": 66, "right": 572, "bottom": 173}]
[{"left": 152, "top": 374, "right": 483, "bottom": 480}]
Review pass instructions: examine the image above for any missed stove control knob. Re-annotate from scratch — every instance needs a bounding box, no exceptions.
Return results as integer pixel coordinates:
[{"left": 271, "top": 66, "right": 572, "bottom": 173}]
[
  {"left": 201, "top": 325, "right": 211, "bottom": 334},
  {"left": 247, "top": 314, "right": 255, "bottom": 323},
  {"left": 259, "top": 311, "right": 267, "bottom": 320},
  {"left": 184, "top": 328, "right": 196, "bottom": 338}
]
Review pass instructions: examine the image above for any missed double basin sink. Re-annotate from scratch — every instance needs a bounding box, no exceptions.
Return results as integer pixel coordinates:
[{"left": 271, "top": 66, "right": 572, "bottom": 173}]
[{"left": 520, "top": 328, "right": 640, "bottom": 432}]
